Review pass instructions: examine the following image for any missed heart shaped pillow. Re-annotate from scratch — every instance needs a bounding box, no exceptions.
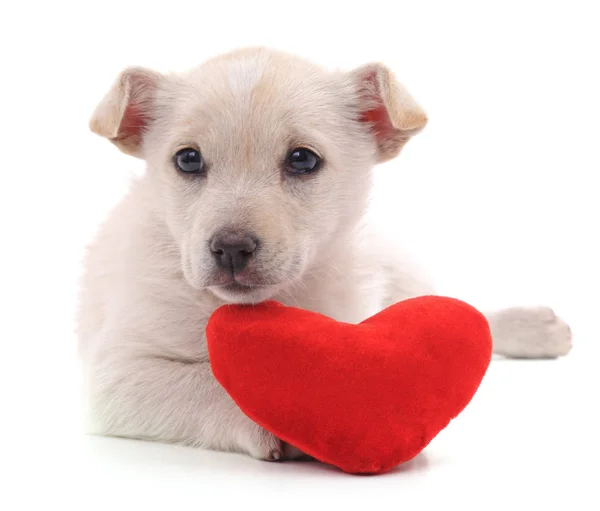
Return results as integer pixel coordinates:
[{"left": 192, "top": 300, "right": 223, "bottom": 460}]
[{"left": 207, "top": 296, "right": 492, "bottom": 474}]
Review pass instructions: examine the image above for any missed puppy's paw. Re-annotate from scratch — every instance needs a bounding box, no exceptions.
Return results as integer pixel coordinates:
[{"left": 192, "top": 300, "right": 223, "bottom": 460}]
[
  {"left": 489, "top": 306, "right": 572, "bottom": 358},
  {"left": 239, "top": 422, "right": 283, "bottom": 461}
]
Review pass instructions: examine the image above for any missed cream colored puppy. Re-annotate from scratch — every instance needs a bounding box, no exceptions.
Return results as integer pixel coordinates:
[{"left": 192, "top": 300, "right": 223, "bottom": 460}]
[{"left": 79, "top": 48, "right": 572, "bottom": 461}]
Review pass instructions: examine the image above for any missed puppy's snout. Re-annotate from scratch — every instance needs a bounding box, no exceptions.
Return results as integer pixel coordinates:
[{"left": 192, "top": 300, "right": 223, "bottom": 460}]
[{"left": 209, "top": 231, "right": 258, "bottom": 273}]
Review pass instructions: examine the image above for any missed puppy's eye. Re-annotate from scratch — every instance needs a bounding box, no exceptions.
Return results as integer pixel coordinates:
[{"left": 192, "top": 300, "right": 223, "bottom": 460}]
[
  {"left": 174, "top": 148, "right": 204, "bottom": 173},
  {"left": 285, "top": 148, "right": 321, "bottom": 175}
]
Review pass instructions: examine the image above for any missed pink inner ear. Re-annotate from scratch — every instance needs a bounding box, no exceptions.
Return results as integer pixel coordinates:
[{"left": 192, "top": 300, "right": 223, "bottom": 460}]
[
  {"left": 118, "top": 103, "right": 148, "bottom": 141},
  {"left": 359, "top": 70, "right": 395, "bottom": 140},
  {"left": 361, "top": 105, "right": 395, "bottom": 139}
]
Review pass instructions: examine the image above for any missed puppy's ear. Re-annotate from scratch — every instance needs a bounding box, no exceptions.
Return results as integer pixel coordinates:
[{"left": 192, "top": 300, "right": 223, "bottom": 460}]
[
  {"left": 89, "top": 67, "right": 162, "bottom": 158},
  {"left": 351, "top": 63, "right": 427, "bottom": 163}
]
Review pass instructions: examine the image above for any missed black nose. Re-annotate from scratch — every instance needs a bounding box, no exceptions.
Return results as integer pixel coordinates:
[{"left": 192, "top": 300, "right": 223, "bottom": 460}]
[{"left": 209, "top": 231, "right": 258, "bottom": 273}]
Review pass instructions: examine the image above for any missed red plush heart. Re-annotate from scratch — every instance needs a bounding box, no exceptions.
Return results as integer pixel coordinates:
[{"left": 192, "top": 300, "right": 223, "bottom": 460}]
[{"left": 207, "top": 296, "right": 492, "bottom": 474}]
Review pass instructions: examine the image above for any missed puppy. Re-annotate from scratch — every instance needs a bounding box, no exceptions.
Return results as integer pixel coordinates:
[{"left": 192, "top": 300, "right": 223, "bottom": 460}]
[{"left": 79, "top": 48, "right": 572, "bottom": 461}]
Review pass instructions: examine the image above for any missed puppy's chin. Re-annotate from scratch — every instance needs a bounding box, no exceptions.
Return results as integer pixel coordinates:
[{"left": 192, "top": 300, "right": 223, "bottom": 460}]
[{"left": 207, "top": 282, "right": 280, "bottom": 304}]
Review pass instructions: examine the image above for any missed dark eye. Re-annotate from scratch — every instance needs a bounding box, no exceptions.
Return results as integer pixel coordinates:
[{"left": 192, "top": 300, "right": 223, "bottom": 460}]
[
  {"left": 285, "top": 147, "right": 321, "bottom": 175},
  {"left": 174, "top": 148, "right": 204, "bottom": 173}
]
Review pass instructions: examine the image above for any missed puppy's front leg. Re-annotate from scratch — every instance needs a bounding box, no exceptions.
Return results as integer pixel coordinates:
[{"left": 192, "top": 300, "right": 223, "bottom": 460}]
[
  {"left": 86, "top": 350, "right": 283, "bottom": 460},
  {"left": 486, "top": 306, "right": 572, "bottom": 358}
]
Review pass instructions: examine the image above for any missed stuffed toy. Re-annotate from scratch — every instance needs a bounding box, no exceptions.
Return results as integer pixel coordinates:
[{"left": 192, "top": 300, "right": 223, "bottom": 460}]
[{"left": 207, "top": 295, "right": 492, "bottom": 474}]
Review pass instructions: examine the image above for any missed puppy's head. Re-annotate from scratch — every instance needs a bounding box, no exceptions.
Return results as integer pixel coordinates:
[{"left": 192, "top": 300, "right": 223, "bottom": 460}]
[{"left": 90, "top": 48, "right": 426, "bottom": 303}]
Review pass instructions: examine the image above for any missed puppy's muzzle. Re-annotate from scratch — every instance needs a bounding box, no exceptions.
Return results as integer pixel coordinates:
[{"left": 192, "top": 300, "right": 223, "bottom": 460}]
[{"left": 209, "top": 230, "right": 259, "bottom": 273}]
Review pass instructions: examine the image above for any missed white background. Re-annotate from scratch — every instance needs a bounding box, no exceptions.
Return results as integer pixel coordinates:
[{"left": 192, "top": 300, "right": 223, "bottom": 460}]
[{"left": 1, "top": 1, "right": 599, "bottom": 509}]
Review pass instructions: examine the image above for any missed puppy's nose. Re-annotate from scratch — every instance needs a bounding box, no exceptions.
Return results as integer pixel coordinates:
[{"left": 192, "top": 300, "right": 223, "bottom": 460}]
[{"left": 209, "top": 231, "right": 258, "bottom": 273}]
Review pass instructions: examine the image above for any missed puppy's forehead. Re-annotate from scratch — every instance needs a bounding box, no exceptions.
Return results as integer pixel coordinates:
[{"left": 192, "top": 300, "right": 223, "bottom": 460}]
[
  {"left": 171, "top": 50, "right": 349, "bottom": 139},
  {"left": 223, "top": 50, "right": 270, "bottom": 99}
]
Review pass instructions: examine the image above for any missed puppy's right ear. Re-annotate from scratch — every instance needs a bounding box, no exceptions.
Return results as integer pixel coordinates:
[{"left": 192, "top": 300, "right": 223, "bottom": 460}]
[{"left": 89, "top": 67, "right": 162, "bottom": 158}]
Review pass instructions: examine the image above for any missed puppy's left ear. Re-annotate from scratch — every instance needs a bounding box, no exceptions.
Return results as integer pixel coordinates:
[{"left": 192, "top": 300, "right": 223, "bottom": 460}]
[{"left": 351, "top": 63, "right": 427, "bottom": 163}]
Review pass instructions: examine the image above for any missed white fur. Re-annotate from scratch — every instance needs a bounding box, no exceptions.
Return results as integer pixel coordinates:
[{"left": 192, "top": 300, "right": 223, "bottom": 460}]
[
  {"left": 79, "top": 48, "right": 572, "bottom": 461},
  {"left": 226, "top": 53, "right": 268, "bottom": 98}
]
